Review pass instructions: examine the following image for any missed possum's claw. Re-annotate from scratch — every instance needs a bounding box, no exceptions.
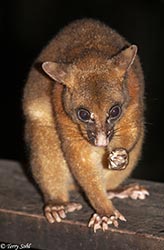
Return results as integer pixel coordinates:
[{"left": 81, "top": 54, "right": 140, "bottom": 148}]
[
  {"left": 88, "top": 210, "right": 126, "bottom": 233},
  {"left": 44, "top": 202, "right": 82, "bottom": 223}
]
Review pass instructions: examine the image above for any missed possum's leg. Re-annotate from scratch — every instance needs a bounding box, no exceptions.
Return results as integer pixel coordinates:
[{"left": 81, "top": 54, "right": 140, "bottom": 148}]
[
  {"left": 25, "top": 121, "right": 82, "bottom": 223},
  {"left": 60, "top": 140, "right": 127, "bottom": 232}
]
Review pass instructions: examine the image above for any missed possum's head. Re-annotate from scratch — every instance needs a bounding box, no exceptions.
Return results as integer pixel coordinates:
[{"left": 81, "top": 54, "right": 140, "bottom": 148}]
[{"left": 42, "top": 45, "right": 137, "bottom": 147}]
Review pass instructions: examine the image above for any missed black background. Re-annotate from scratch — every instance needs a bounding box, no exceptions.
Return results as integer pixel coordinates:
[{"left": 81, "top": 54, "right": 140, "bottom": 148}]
[{"left": 1, "top": 0, "right": 164, "bottom": 182}]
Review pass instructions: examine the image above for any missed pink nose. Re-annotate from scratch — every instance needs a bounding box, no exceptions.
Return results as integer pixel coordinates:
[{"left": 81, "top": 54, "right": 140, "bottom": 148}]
[{"left": 94, "top": 132, "right": 109, "bottom": 147}]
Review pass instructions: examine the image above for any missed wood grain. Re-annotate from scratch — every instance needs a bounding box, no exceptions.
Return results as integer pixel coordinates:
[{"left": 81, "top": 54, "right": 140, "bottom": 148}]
[{"left": 0, "top": 160, "right": 164, "bottom": 250}]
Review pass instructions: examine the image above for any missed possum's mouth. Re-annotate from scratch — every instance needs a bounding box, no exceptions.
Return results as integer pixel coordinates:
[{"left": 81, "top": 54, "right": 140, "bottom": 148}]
[{"left": 87, "top": 130, "right": 114, "bottom": 147}]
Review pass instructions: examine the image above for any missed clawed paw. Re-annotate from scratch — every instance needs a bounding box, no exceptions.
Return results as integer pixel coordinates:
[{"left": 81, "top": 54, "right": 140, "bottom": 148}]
[
  {"left": 107, "top": 184, "right": 149, "bottom": 200},
  {"left": 123, "top": 184, "right": 149, "bottom": 200},
  {"left": 88, "top": 210, "right": 126, "bottom": 233},
  {"left": 44, "top": 202, "right": 82, "bottom": 223},
  {"left": 109, "top": 148, "right": 129, "bottom": 170}
]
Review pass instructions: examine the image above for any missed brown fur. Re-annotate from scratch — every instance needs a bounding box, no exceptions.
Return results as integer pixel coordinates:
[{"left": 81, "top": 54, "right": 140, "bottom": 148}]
[{"left": 23, "top": 19, "right": 144, "bottom": 222}]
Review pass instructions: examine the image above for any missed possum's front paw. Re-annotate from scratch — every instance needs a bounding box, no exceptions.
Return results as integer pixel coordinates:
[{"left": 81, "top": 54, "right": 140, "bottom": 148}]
[
  {"left": 88, "top": 210, "right": 126, "bottom": 233},
  {"left": 108, "top": 148, "right": 128, "bottom": 170},
  {"left": 44, "top": 202, "right": 82, "bottom": 223}
]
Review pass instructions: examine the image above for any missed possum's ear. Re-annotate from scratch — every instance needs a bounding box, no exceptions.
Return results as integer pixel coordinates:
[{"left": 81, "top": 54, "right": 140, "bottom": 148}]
[
  {"left": 42, "top": 61, "right": 71, "bottom": 86},
  {"left": 109, "top": 45, "right": 137, "bottom": 79}
]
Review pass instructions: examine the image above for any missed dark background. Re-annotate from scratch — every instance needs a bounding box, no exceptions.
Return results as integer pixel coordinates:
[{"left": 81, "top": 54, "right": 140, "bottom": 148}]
[{"left": 1, "top": 0, "right": 164, "bottom": 182}]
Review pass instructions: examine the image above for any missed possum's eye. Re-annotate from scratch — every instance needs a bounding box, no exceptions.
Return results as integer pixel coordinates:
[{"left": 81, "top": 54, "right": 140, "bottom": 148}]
[
  {"left": 77, "top": 108, "right": 91, "bottom": 122},
  {"left": 109, "top": 105, "right": 122, "bottom": 120}
]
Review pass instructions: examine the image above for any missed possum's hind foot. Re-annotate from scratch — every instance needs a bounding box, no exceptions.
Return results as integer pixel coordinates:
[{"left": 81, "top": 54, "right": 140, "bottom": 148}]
[{"left": 107, "top": 183, "right": 149, "bottom": 200}]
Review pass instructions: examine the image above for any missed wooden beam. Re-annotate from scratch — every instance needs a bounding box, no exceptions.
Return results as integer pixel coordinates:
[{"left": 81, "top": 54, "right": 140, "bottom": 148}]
[{"left": 0, "top": 160, "right": 164, "bottom": 250}]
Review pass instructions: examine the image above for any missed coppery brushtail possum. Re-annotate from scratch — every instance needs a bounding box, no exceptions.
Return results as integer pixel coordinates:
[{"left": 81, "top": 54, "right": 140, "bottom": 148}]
[{"left": 23, "top": 19, "right": 149, "bottom": 232}]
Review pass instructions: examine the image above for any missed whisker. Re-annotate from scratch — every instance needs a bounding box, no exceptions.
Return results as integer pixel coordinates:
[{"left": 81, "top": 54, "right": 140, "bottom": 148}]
[
  {"left": 113, "top": 134, "right": 121, "bottom": 138},
  {"left": 144, "top": 122, "right": 153, "bottom": 126},
  {"left": 114, "top": 128, "right": 125, "bottom": 134},
  {"left": 114, "top": 126, "right": 137, "bottom": 134}
]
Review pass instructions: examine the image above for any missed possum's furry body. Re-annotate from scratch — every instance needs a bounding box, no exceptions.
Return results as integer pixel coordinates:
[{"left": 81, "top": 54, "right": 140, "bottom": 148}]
[{"left": 23, "top": 19, "right": 147, "bottom": 232}]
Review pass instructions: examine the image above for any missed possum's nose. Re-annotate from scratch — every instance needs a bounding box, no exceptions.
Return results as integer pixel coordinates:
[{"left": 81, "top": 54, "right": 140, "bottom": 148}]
[
  {"left": 94, "top": 132, "right": 109, "bottom": 147},
  {"left": 88, "top": 129, "right": 113, "bottom": 147}
]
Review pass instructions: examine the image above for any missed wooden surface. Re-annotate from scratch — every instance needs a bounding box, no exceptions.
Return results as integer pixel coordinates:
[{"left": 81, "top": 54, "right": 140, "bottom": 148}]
[{"left": 0, "top": 160, "right": 164, "bottom": 250}]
